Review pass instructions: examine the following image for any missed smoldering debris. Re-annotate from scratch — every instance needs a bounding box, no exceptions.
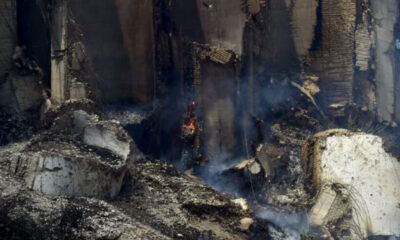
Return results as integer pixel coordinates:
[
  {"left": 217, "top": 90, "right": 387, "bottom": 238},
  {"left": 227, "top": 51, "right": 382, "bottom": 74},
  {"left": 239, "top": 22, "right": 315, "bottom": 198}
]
[
  {"left": 2, "top": 0, "right": 400, "bottom": 239},
  {"left": 258, "top": 208, "right": 309, "bottom": 240}
]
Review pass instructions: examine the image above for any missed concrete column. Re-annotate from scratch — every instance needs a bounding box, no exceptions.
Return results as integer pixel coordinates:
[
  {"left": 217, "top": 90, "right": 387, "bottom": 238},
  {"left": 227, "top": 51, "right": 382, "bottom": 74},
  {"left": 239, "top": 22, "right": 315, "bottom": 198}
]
[{"left": 50, "top": 0, "right": 67, "bottom": 104}]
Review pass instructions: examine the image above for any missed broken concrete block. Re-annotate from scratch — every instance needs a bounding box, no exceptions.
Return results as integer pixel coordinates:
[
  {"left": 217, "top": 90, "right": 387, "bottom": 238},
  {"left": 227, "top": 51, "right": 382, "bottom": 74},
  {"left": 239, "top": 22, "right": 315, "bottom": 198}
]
[
  {"left": 83, "top": 121, "right": 133, "bottom": 161},
  {"left": 14, "top": 140, "right": 127, "bottom": 199},
  {"left": 303, "top": 129, "right": 400, "bottom": 238}
]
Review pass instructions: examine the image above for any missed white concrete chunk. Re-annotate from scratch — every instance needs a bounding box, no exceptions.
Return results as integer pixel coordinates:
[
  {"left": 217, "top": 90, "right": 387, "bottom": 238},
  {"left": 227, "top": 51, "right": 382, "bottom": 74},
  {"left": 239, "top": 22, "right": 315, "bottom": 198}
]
[{"left": 305, "top": 130, "right": 400, "bottom": 238}]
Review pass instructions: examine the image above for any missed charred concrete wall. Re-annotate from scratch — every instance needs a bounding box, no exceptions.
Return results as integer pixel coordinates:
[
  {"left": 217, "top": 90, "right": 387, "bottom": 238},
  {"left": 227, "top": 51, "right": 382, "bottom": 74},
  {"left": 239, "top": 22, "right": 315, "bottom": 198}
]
[
  {"left": 156, "top": 1, "right": 246, "bottom": 161},
  {"left": 310, "top": 0, "right": 356, "bottom": 115},
  {"left": 195, "top": 46, "right": 239, "bottom": 161},
  {"left": 0, "top": 0, "right": 16, "bottom": 79},
  {"left": 115, "top": 0, "right": 155, "bottom": 104},
  {"left": 17, "top": 0, "right": 51, "bottom": 87},
  {"left": 69, "top": 0, "right": 155, "bottom": 104},
  {"left": 291, "top": 0, "right": 319, "bottom": 60},
  {"left": 169, "top": 0, "right": 246, "bottom": 53},
  {"left": 195, "top": 0, "right": 246, "bottom": 54},
  {"left": 353, "top": 0, "right": 376, "bottom": 113},
  {"left": 69, "top": 0, "right": 132, "bottom": 103}
]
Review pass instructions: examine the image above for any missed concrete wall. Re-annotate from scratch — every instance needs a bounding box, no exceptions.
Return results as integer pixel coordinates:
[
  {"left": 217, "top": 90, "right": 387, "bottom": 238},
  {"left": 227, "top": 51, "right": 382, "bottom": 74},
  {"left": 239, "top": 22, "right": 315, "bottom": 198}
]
[
  {"left": 291, "top": 0, "right": 319, "bottom": 59},
  {"left": 69, "top": 0, "right": 155, "bottom": 104},
  {"left": 195, "top": 0, "right": 246, "bottom": 54},
  {"left": 371, "top": 0, "right": 399, "bottom": 122},
  {"left": 0, "top": 0, "right": 16, "bottom": 79},
  {"left": 116, "top": 0, "right": 155, "bottom": 104},
  {"left": 69, "top": 0, "right": 130, "bottom": 103},
  {"left": 200, "top": 61, "right": 236, "bottom": 162}
]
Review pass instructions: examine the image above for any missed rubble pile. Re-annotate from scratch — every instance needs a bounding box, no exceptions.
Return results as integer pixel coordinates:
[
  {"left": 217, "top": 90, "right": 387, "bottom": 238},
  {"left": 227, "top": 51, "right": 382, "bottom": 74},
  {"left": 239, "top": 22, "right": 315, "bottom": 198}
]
[
  {"left": 0, "top": 108, "right": 37, "bottom": 145},
  {"left": 1, "top": 0, "right": 400, "bottom": 239},
  {"left": 0, "top": 166, "right": 169, "bottom": 240},
  {"left": 0, "top": 100, "right": 275, "bottom": 239},
  {"left": 113, "top": 160, "right": 270, "bottom": 239}
]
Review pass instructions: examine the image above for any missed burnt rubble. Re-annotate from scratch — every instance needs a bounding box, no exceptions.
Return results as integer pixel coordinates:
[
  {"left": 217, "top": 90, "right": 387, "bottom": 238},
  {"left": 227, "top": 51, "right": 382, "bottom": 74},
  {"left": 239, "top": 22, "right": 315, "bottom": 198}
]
[
  {"left": 0, "top": 100, "right": 275, "bottom": 239},
  {"left": 1, "top": 0, "right": 400, "bottom": 239}
]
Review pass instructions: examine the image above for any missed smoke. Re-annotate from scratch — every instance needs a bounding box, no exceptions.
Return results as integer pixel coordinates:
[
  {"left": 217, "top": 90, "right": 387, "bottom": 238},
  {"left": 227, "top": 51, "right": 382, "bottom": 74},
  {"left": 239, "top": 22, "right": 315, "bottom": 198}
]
[
  {"left": 258, "top": 208, "right": 310, "bottom": 240},
  {"left": 198, "top": 147, "right": 245, "bottom": 196}
]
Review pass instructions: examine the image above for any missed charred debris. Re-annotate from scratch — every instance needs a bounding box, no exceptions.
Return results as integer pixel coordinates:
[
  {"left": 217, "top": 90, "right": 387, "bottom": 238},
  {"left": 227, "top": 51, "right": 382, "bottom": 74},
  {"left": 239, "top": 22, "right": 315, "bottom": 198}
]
[{"left": 0, "top": 0, "right": 400, "bottom": 239}]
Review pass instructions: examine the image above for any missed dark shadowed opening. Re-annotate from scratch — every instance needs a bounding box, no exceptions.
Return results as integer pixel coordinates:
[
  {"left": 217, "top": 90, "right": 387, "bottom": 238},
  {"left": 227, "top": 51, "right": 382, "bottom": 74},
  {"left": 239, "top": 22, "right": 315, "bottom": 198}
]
[{"left": 17, "top": 0, "right": 51, "bottom": 87}]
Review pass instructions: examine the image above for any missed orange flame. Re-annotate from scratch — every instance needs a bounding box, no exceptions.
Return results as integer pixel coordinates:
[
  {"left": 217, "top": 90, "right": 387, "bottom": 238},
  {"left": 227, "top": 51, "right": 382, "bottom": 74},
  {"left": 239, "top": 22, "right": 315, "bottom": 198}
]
[
  {"left": 184, "top": 118, "right": 196, "bottom": 135},
  {"left": 183, "top": 101, "right": 197, "bottom": 135}
]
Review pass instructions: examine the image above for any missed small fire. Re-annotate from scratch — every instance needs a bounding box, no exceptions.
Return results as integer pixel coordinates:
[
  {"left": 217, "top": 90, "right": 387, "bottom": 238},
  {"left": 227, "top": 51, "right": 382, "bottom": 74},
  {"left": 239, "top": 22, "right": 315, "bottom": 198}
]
[
  {"left": 183, "top": 101, "right": 197, "bottom": 136},
  {"left": 184, "top": 117, "right": 196, "bottom": 135}
]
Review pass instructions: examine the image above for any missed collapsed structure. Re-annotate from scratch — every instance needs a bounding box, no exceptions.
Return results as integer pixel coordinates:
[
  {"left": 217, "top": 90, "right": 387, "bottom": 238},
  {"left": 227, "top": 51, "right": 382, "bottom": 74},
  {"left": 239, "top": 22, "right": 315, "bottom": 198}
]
[{"left": 0, "top": 0, "right": 400, "bottom": 239}]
